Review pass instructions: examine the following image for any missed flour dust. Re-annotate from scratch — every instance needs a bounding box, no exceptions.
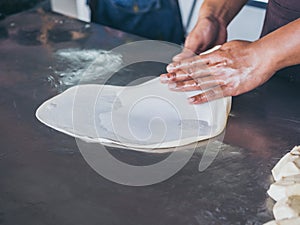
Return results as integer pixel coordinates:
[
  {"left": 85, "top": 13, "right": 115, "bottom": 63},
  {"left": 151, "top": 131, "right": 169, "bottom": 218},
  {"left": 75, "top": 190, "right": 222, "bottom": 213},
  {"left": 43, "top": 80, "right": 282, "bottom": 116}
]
[{"left": 49, "top": 48, "right": 123, "bottom": 90}]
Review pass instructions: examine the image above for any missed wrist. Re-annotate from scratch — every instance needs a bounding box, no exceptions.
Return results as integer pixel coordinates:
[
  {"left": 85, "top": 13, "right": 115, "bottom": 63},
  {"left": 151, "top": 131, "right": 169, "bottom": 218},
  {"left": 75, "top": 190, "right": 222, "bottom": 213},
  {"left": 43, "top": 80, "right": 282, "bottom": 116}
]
[
  {"left": 198, "top": 5, "right": 228, "bottom": 28},
  {"left": 251, "top": 40, "right": 280, "bottom": 74},
  {"left": 198, "top": 0, "right": 248, "bottom": 27},
  {"left": 251, "top": 19, "right": 300, "bottom": 73}
]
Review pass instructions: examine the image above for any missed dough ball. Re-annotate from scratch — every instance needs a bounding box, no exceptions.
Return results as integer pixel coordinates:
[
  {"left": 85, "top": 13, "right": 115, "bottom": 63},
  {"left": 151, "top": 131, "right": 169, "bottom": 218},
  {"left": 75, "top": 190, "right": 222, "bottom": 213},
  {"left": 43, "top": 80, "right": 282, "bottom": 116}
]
[
  {"left": 268, "top": 174, "right": 300, "bottom": 201},
  {"left": 272, "top": 146, "right": 300, "bottom": 181},
  {"left": 273, "top": 196, "right": 300, "bottom": 220}
]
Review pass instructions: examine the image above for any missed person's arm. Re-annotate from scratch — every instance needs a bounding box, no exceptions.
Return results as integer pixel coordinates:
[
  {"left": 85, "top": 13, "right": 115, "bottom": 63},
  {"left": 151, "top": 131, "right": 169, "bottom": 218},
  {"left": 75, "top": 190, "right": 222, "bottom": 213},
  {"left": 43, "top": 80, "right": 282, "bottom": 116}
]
[
  {"left": 197, "top": 0, "right": 248, "bottom": 26},
  {"left": 161, "top": 18, "right": 300, "bottom": 104},
  {"left": 173, "top": 0, "right": 248, "bottom": 61},
  {"left": 256, "top": 18, "right": 300, "bottom": 72}
]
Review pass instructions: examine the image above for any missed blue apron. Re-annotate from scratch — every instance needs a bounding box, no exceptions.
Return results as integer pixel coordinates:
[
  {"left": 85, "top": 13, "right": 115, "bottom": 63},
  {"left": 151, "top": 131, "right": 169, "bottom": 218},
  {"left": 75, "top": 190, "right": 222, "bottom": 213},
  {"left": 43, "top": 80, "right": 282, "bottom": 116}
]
[{"left": 88, "top": 0, "right": 185, "bottom": 44}]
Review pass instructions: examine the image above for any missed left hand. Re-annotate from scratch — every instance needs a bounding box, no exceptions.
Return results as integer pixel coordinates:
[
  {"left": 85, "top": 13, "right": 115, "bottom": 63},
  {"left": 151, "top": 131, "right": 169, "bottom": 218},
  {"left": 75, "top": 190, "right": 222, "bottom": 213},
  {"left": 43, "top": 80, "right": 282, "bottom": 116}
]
[
  {"left": 160, "top": 40, "right": 277, "bottom": 104},
  {"left": 172, "top": 15, "right": 227, "bottom": 62}
]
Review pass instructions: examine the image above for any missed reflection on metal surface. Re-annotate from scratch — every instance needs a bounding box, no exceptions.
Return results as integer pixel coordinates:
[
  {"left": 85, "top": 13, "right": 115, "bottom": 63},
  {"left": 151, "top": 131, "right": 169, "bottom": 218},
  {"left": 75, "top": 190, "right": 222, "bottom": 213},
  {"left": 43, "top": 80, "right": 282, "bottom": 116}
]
[{"left": 52, "top": 48, "right": 123, "bottom": 88}]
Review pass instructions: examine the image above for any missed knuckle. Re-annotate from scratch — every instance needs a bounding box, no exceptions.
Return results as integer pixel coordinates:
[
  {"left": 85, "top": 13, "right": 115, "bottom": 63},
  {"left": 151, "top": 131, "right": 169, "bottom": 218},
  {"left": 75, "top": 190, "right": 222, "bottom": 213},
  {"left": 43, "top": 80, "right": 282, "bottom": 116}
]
[
  {"left": 231, "top": 90, "right": 240, "bottom": 97},
  {"left": 187, "top": 66, "right": 196, "bottom": 74},
  {"left": 225, "top": 86, "right": 239, "bottom": 96}
]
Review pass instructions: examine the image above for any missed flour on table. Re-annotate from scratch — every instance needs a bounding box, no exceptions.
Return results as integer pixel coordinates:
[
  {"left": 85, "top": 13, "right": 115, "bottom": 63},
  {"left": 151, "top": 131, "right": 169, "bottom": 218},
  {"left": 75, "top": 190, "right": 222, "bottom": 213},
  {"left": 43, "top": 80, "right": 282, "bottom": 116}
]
[{"left": 50, "top": 48, "right": 123, "bottom": 87}]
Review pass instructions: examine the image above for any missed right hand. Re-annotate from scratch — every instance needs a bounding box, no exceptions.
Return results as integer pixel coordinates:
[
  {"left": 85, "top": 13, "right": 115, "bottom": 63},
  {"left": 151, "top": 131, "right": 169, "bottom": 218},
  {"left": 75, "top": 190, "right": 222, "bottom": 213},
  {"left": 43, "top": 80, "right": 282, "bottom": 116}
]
[
  {"left": 173, "top": 16, "right": 227, "bottom": 61},
  {"left": 162, "top": 40, "right": 277, "bottom": 104}
]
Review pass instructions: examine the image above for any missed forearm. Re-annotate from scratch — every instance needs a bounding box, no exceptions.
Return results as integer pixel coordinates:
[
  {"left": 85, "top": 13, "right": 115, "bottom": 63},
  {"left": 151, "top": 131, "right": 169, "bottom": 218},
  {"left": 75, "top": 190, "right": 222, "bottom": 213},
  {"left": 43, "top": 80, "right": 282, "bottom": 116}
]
[
  {"left": 253, "top": 18, "right": 300, "bottom": 73},
  {"left": 198, "top": 0, "right": 248, "bottom": 26}
]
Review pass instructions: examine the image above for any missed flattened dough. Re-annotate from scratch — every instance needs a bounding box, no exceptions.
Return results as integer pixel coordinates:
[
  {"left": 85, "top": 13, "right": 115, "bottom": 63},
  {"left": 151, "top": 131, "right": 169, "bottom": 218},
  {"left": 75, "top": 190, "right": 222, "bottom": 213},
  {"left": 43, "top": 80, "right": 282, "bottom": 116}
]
[
  {"left": 273, "top": 196, "right": 300, "bottom": 220},
  {"left": 264, "top": 217, "right": 300, "bottom": 225},
  {"left": 268, "top": 174, "right": 300, "bottom": 201},
  {"left": 266, "top": 146, "right": 300, "bottom": 224},
  {"left": 36, "top": 77, "right": 231, "bottom": 150}
]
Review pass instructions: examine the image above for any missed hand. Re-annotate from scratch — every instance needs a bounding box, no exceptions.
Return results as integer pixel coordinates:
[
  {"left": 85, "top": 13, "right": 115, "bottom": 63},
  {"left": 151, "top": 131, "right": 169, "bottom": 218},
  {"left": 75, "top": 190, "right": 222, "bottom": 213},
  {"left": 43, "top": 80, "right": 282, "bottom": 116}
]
[
  {"left": 173, "top": 16, "right": 227, "bottom": 61},
  {"left": 161, "top": 40, "right": 277, "bottom": 104}
]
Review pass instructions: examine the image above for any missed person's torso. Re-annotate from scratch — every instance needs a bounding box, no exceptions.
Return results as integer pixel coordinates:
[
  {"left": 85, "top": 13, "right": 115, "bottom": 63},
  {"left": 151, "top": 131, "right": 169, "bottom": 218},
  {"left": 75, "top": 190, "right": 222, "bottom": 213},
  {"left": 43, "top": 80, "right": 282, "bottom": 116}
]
[
  {"left": 262, "top": 0, "right": 300, "bottom": 36},
  {"left": 89, "top": 0, "right": 185, "bottom": 44},
  {"left": 261, "top": 0, "right": 300, "bottom": 81}
]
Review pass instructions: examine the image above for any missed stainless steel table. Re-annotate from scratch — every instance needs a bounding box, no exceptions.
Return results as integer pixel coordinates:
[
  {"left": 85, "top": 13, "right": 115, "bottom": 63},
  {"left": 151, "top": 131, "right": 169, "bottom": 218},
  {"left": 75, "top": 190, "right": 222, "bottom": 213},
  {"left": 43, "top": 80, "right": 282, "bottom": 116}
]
[{"left": 0, "top": 7, "right": 300, "bottom": 225}]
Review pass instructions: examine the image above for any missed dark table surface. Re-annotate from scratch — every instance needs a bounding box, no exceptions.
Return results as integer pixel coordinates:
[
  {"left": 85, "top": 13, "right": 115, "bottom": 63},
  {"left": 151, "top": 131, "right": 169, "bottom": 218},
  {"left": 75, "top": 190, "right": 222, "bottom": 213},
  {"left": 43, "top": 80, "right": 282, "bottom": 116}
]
[{"left": 0, "top": 7, "right": 300, "bottom": 225}]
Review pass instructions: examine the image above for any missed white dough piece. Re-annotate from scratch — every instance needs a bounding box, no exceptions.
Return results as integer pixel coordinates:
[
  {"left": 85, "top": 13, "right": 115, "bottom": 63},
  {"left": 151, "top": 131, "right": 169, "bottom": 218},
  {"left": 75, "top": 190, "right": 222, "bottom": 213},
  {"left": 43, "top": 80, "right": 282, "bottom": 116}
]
[
  {"left": 290, "top": 146, "right": 300, "bottom": 156},
  {"left": 268, "top": 175, "right": 300, "bottom": 201},
  {"left": 36, "top": 77, "right": 231, "bottom": 150},
  {"left": 273, "top": 196, "right": 300, "bottom": 220},
  {"left": 264, "top": 217, "right": 300, "bottom": 225},
  {"left": 272, "top": 146, "right": 300, "bottom": 181}
]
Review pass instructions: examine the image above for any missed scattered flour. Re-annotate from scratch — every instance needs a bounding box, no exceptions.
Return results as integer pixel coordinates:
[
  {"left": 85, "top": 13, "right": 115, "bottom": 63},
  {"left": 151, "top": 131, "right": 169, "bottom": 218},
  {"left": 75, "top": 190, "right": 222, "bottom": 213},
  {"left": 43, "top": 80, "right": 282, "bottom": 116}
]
[{"left": 50, "top": 48, "right": 123, "bottom": 88}]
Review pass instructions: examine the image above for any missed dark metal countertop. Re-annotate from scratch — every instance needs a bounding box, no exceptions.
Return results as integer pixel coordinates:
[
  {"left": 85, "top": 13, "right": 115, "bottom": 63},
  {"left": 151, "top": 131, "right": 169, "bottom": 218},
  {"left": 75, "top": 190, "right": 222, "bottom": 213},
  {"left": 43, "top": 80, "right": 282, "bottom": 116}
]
[{"left": 0, "top": 8, "right": 300, "bottom": 225}]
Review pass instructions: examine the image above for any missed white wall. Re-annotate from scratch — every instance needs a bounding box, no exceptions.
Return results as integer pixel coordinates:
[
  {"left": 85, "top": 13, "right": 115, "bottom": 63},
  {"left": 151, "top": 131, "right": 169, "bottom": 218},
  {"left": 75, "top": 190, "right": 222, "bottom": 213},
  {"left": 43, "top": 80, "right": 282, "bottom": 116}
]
[
  {"left": 227, "top": 5, "right": 266, "bottom": 41},
  {"left": 178, "top": 0, "right": 266, "bottom": 41},
  {"left": 50, "top": 0, "right": 91, "bottom": 22}
]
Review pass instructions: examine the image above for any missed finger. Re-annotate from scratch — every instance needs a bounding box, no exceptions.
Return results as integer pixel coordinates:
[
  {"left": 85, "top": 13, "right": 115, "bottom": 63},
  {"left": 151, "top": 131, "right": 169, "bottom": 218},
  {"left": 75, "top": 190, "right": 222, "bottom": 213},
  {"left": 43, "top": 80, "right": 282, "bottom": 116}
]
[
  {"left": 188, "top": 86, "right": 227, "bottom": 104},
  {"left": 167, "top": 55, "right": 209, "bottom": 73},
  {"left": 168, "top": 46, "right": 222, "bottom": 73},
  {"left": 172, "top": 48, "right": 197, "bottom": 62},
  {"left": 162, "top": 63, "right": 224, "bottom": 84},
  {"left": 168, "top": 76, "right": 226, "bottom": 92},
  {"left": 171, "top": 63, "right": 224, "bottom": 82},
  {"left": 160, "top": 70, "right": 193, "bottom": 83},
  {"left": 160, "top": 73, "right": 176, "bottom": 83},
  {"left": 168, "top": 79, "right": 199, "bottom": 91}
]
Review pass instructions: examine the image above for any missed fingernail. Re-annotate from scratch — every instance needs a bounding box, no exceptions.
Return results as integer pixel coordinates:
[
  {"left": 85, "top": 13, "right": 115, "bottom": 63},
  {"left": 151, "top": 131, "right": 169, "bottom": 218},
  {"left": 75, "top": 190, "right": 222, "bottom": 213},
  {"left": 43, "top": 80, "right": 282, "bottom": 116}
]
[
  {"left": 168, "top": 83, "right": 177, "bottom": 89},
  {"left": 188, "top": 97, "right": 195, "bottom": 104},
  {"left": 160, "top": 74, "right": 169, "bottom": 83},
  {"left": 167, "top": 64, "right": 175, "bottom": 72}
]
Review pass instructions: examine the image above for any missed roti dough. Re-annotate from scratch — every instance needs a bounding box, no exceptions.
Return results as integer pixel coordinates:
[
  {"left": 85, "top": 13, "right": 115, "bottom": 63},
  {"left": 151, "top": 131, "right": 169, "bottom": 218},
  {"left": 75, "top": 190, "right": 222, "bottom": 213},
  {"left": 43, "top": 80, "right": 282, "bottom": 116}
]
[
  {"left": 264, "top": 217, "right": 300, "bottom": 225},
  {"left": 272, "top": 146, "right": 300, "bottom": 181},
  {"left": 268, "top": 175, "right": 300, "bottom": 201},
  {"left": 36, "top": 77, "right": 231, "bottom": 150},
  {"left": 273, "top": 196, "right": 300, "bottom": 220}
]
